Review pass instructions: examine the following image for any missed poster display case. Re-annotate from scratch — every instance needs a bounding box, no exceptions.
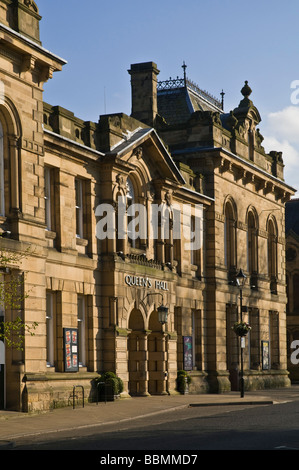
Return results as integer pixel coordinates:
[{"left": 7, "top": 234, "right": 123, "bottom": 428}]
[
  {"left": 183, "top": 336, "right": 193, "bottom": 371},
  {"left": 64, "top": 328, "right": 79, "bottom": 372}
]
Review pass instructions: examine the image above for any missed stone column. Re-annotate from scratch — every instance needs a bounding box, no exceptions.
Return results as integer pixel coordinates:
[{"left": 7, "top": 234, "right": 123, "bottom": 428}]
[{"left": 138, "top": 331, "right": 150, "bottom": 396}]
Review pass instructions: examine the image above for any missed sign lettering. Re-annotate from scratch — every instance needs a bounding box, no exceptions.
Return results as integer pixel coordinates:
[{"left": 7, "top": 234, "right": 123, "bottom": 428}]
[{"left": 125, "top": 275, "right": 169, "bottom": 291}]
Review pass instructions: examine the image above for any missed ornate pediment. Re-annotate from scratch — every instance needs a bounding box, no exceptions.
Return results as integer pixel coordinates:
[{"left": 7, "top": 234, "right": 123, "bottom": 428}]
[{"left": 23, "top": 0, "right": 39, "bottom": 13}]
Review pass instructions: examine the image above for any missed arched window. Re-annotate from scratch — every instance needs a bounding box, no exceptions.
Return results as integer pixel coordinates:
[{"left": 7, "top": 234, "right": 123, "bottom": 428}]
[
  {"left": 0, "top": 121, "right": 4, "bottom": 216},
  {"left": 125, "top": 176, "right": 147, "bottom": 251},
  {"left": 0, "top": 97, "right": 22, "bottom": 231},
  {"left": 224, "top": 200, "right": 237, "bottom": 277},
  {"left": 247, "top": 210, "right": 258, "bottom": 288},
  {"left": 268, "top": 218, "right": 278, "bottom": 294},
  {"left": 268, "top": 219, "right": 277, "bottom": 277}
]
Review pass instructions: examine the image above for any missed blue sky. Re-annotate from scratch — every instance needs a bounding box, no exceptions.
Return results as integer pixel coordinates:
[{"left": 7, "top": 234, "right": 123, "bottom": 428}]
[{"left": 38, "top": 0, "right": 299, "bottom": 192}]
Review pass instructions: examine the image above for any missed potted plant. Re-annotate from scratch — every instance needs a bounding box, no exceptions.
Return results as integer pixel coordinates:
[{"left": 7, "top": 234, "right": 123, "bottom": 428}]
[
  {"left": 176, "top": 370, "right": 191, "bottom": 394},
  {"left": 232, "top": 321, "right": 251, "bottom": 337}
]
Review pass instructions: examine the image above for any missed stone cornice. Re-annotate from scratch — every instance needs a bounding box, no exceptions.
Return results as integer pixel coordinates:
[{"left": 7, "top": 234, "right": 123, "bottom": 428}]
[
  {"left": 44, "top": 128, "right": 105, "bottom": 162},
  {"left": 217, "top": 147, "right": 296, "bottom": 198},
  {"left": 0, "top": 22, "right": 66, "bottom": 66},
  {"left": 173, "top": 145, "right": 296, "bottom": 201}
]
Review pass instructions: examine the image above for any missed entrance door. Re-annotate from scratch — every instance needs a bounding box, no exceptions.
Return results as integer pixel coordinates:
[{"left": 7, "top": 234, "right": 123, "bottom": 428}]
[
  {"left": 128, "top": 308, "right": 148, "bottom": 396},
  {"left": 148, "top": 311, "right": 167, "bottom": 395}
]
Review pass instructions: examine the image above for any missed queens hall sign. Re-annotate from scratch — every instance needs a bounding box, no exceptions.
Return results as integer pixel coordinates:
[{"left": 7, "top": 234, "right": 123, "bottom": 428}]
[{"left": 124, "top": 275, "right": 169, "bottom": 291}]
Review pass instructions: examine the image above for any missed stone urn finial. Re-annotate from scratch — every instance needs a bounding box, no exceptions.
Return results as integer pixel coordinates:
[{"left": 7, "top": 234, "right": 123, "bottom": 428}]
[{"left": 241, "top": 80, "right": 252, "bottom": 99}]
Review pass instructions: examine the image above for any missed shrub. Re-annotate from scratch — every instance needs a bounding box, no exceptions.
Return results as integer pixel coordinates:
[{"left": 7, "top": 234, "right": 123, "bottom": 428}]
[{"left": 95, "top": 372, "right": 124, "bottom": 396}]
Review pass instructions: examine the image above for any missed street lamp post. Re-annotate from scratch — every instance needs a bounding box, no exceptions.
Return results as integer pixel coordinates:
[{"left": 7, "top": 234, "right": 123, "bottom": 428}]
[
  {"left": 158, "top": 304, "right": 169, "bottom": 394},
  {"left": 236, "top": 269, "right": 247, "bottom": 398}
]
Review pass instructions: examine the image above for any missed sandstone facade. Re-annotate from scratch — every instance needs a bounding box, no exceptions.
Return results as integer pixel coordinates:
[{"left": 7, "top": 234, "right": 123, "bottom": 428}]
[{"left": 0, "top": 1, "right": 295, "bottom": 412}]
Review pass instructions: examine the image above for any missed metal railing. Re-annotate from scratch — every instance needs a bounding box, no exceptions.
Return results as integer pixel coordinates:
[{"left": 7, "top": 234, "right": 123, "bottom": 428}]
[
  {"left": 157, "top": 76, "right": 222, "bottom": 110},
  {"left": 157, "top": 77, "right": 185, "bottom": 90},
  {"left": 72, "top": 385, "right": 84, "bottom": 409}
]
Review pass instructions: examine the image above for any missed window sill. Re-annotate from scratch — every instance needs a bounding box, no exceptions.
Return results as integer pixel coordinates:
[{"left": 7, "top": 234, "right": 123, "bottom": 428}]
[
  {"left": 191, "top": 264, "right": 201, "bottom": 279},
  {"left": 45, "top": 230, "right": 56, "bottom": 240},
  {"left": 76, "top": 237, "right": 88, "bottom": 247}
]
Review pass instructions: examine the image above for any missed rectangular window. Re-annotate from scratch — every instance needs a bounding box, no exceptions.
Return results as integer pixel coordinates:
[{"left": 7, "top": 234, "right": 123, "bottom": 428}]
[
  {"left": 44, "top": 166, "right": 52, "bottom": 231},
  {"left": 190, "top": 215, "right": 202, "bottom": 277},
  {"left": 46, "top": 292, "right": 55, "bottom": 367},
  {"left": 77, "top": 295, "right": 86, "bottom": 367},
  {"left": 75, "top": 179, "right": 84, "bottom": 239},
  {"left": 269, "top": 310, "right": 279, "bottom": 368},
  {"left": 44, "top": 165, "right": 59, "bottom": 237},
  {"left": 249, "top": 308, "right": 260, "bottom": 369},
  {"left": 192, "top": 309, "right": 202, "bottom": 370},
  {"left": 75, "top": 178, "right": 92, "bottom": 256}
]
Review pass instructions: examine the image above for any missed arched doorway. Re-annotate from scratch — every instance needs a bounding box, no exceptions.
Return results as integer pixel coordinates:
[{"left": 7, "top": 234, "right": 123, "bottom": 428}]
[
  {"left": 128, "top": 308, "right": 149, "bottom": 396},
  {"left": 148, "top": 310, "right": 168, "bottom": 395}
]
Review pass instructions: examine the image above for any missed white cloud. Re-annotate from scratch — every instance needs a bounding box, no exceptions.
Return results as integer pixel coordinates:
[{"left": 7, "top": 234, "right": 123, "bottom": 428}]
[
  {"left": 264, "top": 106, "right": 299, "bottom": 145},
  {"left": 262, "top": 106, "right": 299, "bottom": 192}
]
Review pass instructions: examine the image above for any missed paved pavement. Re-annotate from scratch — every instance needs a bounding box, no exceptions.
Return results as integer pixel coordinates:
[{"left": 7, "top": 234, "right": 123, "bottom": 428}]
[{"left": 0, "top": 387, "right": 297, "bottom": 449}]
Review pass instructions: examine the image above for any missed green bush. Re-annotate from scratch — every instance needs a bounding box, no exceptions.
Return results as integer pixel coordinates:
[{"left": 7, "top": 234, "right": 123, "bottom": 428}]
[{"left": 95, "top": 372, "right": 124, "bottom": 396}]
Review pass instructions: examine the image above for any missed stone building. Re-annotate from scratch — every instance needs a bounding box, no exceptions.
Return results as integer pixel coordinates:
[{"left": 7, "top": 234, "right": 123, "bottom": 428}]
[
  {"left": 148, "top": 64, "right": 296, "bottom": 392},
  {"left": 0, "top": 0, "right": 295, "bottom": 411}
]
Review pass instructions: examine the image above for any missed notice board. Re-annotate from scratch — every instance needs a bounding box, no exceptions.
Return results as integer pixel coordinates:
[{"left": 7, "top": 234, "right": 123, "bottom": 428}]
[{"left": 63, "top": 328, "right": 79, "bottom": 372}]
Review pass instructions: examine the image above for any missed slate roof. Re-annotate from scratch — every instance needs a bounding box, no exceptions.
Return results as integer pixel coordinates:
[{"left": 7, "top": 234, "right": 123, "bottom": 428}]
[{"left": 157, "top": 78, "right": 223, "bottom": 126}]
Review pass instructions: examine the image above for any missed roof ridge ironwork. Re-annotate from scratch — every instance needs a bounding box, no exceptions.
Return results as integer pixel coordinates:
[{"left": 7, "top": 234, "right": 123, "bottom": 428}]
[
  {"left": 186, "top": 78, "right": 222, "bottom": 109},
  {"left": 157, "top": 74, "right": 222, "bottom": 110}
]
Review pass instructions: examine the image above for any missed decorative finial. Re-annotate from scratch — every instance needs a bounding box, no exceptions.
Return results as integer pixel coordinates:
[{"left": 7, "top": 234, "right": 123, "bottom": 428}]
[
  {"left": 220, "top": 89, "right": 225, "bottom": 110},
  {"left": 241, "top": 80, "right": 252, "bottom": 98},
  {"left": 182, "top": 61, "right": 187, "bottom": 84}
]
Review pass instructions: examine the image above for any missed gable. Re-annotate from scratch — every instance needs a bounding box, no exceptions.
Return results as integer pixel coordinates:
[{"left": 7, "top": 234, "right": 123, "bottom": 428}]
[{"left": 107, "top": 127, "right": 185, "bottom": 186}]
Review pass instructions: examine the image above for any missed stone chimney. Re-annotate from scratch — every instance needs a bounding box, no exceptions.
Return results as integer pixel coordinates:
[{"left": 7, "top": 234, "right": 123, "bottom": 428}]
[
  {"left": 7, "top": 0, "right": 42, "bottom": 45},
  {"left": 128, "top": 62, "right": 160, "bottom": 127}
]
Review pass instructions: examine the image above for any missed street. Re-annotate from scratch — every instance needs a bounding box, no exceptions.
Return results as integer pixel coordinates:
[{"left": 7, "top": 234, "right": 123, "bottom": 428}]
[{"left": 7, "top": 387, "right": 299, "bottom": 452}]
